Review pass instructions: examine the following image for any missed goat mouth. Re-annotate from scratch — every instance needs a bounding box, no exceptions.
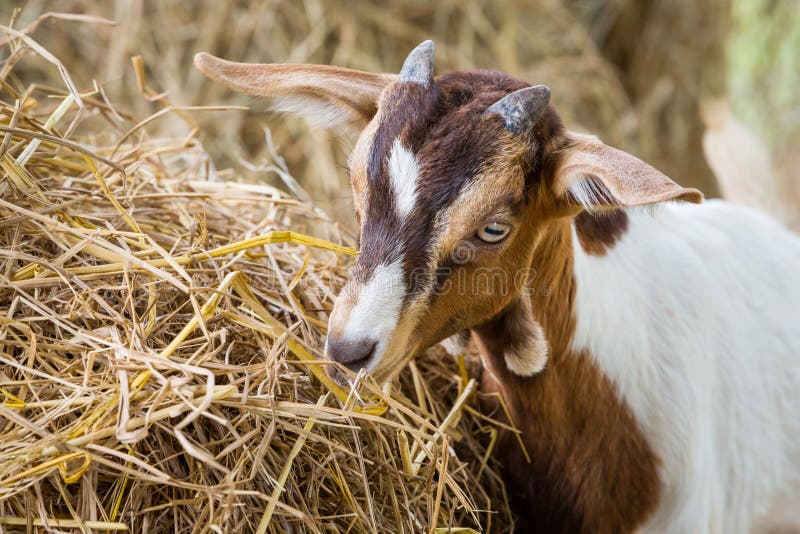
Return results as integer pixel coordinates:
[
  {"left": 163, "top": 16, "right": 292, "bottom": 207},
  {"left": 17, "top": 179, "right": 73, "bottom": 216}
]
[
  {"left": 324, "top": 341, "right": 420, "bottom": 387},
  {"left": 325, "top": 357, "right": 378, "bottom": 387}
]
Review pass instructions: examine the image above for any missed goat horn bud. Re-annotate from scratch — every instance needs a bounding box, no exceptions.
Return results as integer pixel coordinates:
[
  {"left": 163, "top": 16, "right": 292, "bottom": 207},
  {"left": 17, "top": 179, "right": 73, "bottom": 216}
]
[
  {"left": 485, "top": 85, "right": 551, "bottom": 134},
  {"left": 399, "top": 40, "right": 434, "bottom": 86}
]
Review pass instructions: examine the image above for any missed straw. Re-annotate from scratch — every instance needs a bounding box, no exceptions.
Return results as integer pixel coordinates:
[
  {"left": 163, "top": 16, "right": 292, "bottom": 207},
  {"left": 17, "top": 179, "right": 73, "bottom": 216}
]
[{"left": 0, "top": 15, "right": 512, "bottom": 532}]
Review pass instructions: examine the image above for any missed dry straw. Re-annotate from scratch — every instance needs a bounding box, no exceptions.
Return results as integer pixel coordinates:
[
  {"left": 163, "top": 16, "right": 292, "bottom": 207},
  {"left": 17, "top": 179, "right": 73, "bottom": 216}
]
[{"left": 0, "top": 15, "right": 513, "bottom": 533}]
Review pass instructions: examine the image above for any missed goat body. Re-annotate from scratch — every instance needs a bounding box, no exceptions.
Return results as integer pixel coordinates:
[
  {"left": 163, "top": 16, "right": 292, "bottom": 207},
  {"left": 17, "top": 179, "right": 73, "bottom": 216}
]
[{"left": 196, "top": 40, "right": 800, "bottom": 533}]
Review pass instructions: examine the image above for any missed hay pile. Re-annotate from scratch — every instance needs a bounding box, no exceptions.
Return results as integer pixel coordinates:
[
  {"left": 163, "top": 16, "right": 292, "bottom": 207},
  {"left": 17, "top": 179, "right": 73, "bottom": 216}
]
[{"left": 0, "top": 21, "right": 512, "bottom": 533}]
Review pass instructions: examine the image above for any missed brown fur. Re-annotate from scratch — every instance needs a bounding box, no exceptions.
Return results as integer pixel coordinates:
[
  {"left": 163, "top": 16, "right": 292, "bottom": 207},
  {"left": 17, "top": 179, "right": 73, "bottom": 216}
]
[{"left": 574, "top": 209, "right": 630, "bottom": 256}]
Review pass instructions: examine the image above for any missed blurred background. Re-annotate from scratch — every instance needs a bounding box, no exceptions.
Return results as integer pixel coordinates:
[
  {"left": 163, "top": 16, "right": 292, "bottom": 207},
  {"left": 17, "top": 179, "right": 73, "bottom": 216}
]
[{"left": 3, "top": 0, "right": 799, "bottom": 228}]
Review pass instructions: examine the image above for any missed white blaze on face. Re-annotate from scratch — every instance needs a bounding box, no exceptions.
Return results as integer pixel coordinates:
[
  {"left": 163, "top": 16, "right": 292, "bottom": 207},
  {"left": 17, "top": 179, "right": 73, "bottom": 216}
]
[
  {"left": 342, "top": 259, "right": 406, "bottom": 363},
  {"left": 388, "top": 139, "right": 419, "bottom": 219}
]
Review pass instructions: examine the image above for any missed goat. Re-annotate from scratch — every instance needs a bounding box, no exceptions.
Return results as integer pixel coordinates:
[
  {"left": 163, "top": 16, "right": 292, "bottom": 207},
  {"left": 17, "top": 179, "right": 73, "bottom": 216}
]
[{"left": 196, "top": 41, "right": 800, "bottom": 533}]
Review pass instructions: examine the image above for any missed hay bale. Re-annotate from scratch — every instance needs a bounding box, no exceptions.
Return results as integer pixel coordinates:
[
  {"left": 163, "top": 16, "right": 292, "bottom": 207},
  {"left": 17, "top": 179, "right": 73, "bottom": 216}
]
[{"left": 0, "top": 23, "right": 511, "bottom": 533}]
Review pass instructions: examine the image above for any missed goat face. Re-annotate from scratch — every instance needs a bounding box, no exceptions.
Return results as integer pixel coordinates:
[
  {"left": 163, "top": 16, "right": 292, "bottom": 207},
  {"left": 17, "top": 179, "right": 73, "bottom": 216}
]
[
  {"left": 321, "top": 44, "right": 560, "bottom": 382},
  {"left": 195, "top": 41, "right": 701, "bottom": 384}
]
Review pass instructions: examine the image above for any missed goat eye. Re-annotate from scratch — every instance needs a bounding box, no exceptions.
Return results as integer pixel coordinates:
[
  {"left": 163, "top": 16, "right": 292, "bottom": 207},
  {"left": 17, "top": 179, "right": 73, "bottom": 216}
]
[{"left": 476, "top": 223, "right": 511, "bottom": 243}]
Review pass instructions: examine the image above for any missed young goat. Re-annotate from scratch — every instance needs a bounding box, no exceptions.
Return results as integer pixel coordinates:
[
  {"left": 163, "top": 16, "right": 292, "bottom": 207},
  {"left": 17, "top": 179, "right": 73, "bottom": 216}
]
[{"left": 196, "top": 41, "right": 800, "bottom": 533}]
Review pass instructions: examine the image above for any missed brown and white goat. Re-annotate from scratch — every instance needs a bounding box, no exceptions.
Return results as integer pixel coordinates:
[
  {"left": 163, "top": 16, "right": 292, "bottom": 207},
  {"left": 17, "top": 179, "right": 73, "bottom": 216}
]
[{"left": 196, "top": 41, "right": 800, "bottom": 533}]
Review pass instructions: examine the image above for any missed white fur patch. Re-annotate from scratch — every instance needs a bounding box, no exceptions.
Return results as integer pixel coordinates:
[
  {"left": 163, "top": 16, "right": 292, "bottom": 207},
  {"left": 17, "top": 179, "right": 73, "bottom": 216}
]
[
  {"left": 388, "top": 139, "right": 419, "bottom": 219},
  {"left": 342, "top": 259, "right": 406, "bottom": 365},
  {"left": 570, "top": 201, "right": 800, "bottom": 532},
  {"left": 504, "top": 320, "right": 549, "bottom": 376}
]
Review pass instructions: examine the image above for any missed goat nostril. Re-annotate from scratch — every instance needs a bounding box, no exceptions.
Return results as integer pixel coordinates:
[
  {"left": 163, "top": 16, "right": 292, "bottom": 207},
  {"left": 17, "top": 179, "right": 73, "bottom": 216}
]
[{"left": 327, "top": 337, "right": 378, "bottom": 370}]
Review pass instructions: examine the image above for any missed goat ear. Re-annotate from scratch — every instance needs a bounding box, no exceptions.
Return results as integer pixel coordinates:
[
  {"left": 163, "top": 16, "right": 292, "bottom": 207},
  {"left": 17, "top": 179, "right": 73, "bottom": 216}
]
[
  {"left": 194, "top": 53, "right": 396, "bottom": 129},
  {"left": 554, "top": 135, "right": 703, "bottom": 211}
]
